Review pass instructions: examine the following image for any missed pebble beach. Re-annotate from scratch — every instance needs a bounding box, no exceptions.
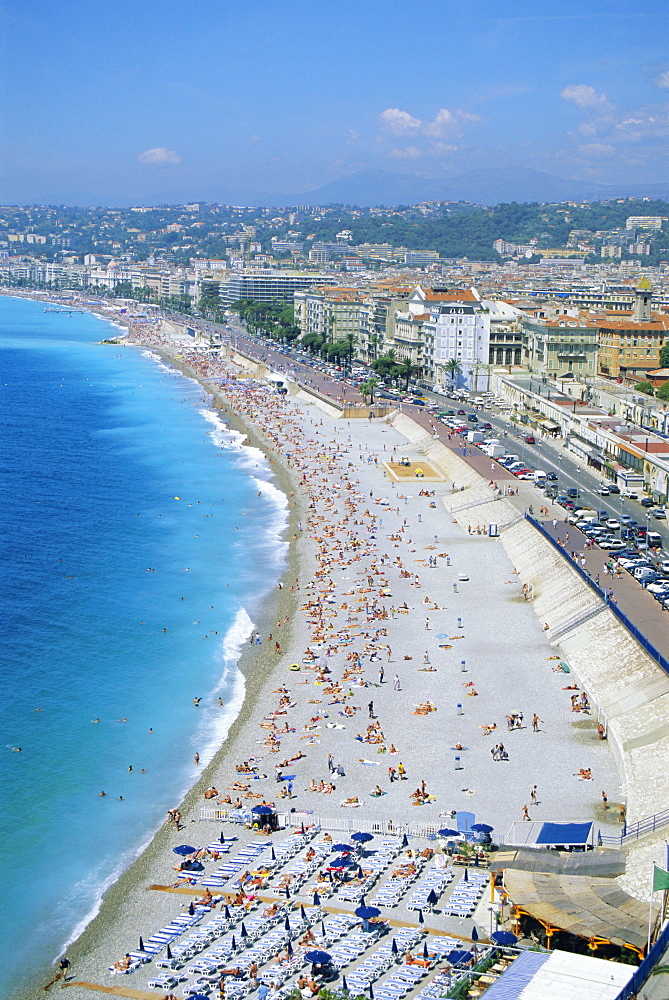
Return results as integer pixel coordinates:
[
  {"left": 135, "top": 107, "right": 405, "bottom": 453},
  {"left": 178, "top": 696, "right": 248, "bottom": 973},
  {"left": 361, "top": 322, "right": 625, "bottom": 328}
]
[{"left": 26, "top": 330, "right": 626, "bottom": 1000}]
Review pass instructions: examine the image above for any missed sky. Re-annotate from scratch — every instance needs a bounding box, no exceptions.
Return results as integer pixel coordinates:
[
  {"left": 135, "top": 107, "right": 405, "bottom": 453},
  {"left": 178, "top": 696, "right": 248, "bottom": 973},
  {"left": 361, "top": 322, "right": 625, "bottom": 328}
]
[{"left": 0, "top": 0, "right": 668, "bottom": 205}]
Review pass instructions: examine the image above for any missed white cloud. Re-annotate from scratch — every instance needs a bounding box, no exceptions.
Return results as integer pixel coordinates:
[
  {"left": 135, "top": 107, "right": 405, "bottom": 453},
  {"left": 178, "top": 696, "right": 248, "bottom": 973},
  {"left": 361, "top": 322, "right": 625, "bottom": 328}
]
[
  {"left": 431, "top": 142, "right": 458, "bottom": 155},
  {"left": 379, "top": 106, "right": 479, "bottom": 143},
  {"left": 578, "top": 143, "right": 615, "bottom": 158},
  {"left": 560, "top": 84, "right": 612, "bottom": 111},
  {"left": 346, "top": 129, "right": 360, "bottom": 144},
  {"left": 137, "top": 147, "right": 182, "bottom": 165},
  {"left": 388, "top": 146, "right": 423, "bottom": 159},
  {"left": 656, "top": 70, "right": 669, "bottom": 89},
  {"left": 379, "top": 108, "right": 422, "bottom": 134},
  {"left": 423, "top": 108, "right": 480, "bottom": 138},
  {"left": 249, "top": 134, "right": 260, "bottom": 145}
]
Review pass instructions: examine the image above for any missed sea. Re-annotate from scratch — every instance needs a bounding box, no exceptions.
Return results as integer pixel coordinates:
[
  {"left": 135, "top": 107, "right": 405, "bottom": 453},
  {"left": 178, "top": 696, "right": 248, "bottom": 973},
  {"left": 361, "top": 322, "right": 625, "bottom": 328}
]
[{"left": 0, "top": 295, "right": 288, "bottom": 998}]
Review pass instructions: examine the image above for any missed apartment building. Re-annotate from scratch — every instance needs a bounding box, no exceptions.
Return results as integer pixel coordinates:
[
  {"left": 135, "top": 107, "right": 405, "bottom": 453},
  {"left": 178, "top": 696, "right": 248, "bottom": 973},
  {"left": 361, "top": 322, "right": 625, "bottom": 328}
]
[
  {"left": 597, "top": 278, "right": 669, "bottom": 378},
  {"left": 219, "top": 270, "right": 329, "bottom": 305},
  {"left": 521, "top": 307, "right": 599, "bottom": 378}
]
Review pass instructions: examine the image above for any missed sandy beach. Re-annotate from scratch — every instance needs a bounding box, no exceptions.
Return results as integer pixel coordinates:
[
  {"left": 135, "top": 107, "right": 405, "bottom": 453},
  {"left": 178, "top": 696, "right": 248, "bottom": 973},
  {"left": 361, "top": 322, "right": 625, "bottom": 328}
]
[{"left": 20, "top": 323, "right": 627, "bottom": 1000}]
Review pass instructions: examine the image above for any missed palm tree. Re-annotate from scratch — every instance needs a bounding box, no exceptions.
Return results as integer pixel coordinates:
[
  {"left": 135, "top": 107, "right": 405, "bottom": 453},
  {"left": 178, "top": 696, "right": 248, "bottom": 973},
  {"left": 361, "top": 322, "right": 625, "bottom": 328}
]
[
  {"left": 360, "top": 377, "right": 379, "bottom": 405},
  {"left": 399, "top": 358, "right": 413, "bottom": 391},
  {"left": 445, "top": 358, "right": 462, "bottom": 385}
]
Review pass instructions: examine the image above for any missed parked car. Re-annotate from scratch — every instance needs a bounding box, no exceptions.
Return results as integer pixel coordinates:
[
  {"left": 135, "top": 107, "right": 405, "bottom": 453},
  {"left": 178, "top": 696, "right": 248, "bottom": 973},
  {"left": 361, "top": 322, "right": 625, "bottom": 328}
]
[
  {"left": 653, "top": 508, "right": 666, "bottom": 519},
  {"left": 607, "top": 484, "right": 621, "bottom": 493},
  {"left": 640, "top": 497, "right": 655, "bottom": 508},
  {"left": 599, "top": 539, "right": 626, "bottom": 550}
]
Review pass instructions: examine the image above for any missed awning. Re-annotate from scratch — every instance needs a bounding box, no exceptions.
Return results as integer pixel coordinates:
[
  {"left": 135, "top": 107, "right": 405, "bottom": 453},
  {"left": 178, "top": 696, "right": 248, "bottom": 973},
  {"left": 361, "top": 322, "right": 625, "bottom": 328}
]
[
  {"left": 540, "top": 419, "right": 560, "bottom": 431},
  {"left": 506, "top": 820, "right": 594, "bottom": 849},
  {"left": 504, "top": 869, "right": 654, "bottom": 951}
]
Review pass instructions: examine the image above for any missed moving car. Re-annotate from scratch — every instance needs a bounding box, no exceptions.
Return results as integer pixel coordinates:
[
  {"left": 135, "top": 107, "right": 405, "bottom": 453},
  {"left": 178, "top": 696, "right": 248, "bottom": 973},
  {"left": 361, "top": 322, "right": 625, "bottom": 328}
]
[{"left": 524, "top": 435, "right": 536, "bottom": 444}]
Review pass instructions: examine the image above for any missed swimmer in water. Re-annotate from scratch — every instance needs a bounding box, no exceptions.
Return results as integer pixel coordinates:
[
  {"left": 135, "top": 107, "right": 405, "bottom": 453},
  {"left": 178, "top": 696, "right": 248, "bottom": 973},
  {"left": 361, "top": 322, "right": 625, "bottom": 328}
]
[
  {"left": 193, "top": 697, "right": 201, "bottom": 707},
  {"left": 99, "top": 791, "right": 106, "bottom": 796},
  {"left": 92, "top": 718, "right": 101, "bottom": 723},
  {"left": 11, "top": 747, "right": 22, "bottom": 752}
]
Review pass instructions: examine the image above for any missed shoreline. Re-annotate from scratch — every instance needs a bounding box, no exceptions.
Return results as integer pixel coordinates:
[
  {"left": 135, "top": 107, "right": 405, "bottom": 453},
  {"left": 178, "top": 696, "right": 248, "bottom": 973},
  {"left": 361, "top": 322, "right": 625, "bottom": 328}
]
[{"left": 6, "top": 297, "right": 304, "bottom": 1000}]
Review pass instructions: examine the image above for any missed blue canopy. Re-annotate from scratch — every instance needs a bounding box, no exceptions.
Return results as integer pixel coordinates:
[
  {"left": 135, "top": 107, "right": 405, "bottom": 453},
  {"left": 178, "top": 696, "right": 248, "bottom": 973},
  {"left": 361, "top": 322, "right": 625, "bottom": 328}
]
[
  {"left": 536, "top": 821, "right": 593, "bottom": 846},
  {"left": 251, "top": 804, "right": 274, "bottom": 815},
  {"left": 173, "top": 844, "right": 197, "bottom": 855}
]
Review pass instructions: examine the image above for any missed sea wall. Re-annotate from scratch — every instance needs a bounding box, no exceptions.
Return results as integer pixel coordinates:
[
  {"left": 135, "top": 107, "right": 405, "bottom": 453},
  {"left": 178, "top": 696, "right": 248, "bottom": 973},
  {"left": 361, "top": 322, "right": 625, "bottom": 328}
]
[{"left": 388, "top": 410, "right": 669, "bottom": 827}]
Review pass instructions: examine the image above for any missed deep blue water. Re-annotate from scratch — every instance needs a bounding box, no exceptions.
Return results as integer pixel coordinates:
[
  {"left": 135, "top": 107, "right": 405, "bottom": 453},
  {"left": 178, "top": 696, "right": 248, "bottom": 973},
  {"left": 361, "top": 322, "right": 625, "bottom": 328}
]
[{"left": 0, "top": 296, "right": 287, "bottom": 997}]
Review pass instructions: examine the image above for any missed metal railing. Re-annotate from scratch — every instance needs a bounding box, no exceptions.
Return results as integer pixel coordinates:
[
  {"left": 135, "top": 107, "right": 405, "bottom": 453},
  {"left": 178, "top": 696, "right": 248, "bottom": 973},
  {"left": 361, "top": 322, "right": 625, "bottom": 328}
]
[
  {"left": 615, "top": 919, "right": 669, "bottom": 999},
  {"left": 526, "top": 514, "right": 669, "bottom": 675}
]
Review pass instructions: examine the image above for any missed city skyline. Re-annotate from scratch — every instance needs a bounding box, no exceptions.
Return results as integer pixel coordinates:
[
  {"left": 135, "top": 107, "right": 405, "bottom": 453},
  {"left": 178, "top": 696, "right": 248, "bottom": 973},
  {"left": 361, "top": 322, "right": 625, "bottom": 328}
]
[{"left": 1, "top": 0, "right": 668, "bottom": 206}]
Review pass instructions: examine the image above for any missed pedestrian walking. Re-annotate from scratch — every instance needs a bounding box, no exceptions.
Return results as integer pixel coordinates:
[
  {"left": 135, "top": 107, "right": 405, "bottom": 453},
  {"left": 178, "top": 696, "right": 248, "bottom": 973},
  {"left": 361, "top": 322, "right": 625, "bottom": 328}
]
[
  {"left": 532, "top": 714, "right": 542, "bottom": 733},
  {"left": 368, "top": 700, "right": 374, "bottom": 719},
  {"left": 425, "top": 617, "right": 430, "bottom": 630},
  {"left": 398, "top": 762, "right": 406, "bottom": 780},
  {"left": 393, "top": 674, "right": 401, "bottom": 690},
  {"left": 378, "top": 666, "right": 385, "bottom": 684},
  {"left": 530, "top": 785, "right": 538, "bottom": 805},
  {"left": 327, "top": 753, "right": 334, "bottom": 773},
  {"left": 522, "top": 804, "right": 531, "bottom": 821},
  {"left": 388, "top": 767, "right": 396, "bottom": 783},
  {"left": 601, "top": 791, "right": 608, "bottom": 811},
  {"left": 423, "top": 651, "right": 430, "bottom": 664}
]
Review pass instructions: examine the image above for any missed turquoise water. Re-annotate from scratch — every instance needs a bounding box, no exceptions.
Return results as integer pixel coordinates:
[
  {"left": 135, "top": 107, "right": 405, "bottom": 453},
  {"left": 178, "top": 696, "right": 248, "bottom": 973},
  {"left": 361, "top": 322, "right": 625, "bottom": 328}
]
[{"left": 0, "top": 296, "right": 287, "bottom": 997}]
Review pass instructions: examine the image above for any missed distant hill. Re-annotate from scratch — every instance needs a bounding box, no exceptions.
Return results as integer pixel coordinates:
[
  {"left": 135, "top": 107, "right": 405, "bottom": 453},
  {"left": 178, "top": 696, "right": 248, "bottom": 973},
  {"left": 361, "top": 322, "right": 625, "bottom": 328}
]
[{"left": 289, "top": 168, "right": 669, "bottom": 208}]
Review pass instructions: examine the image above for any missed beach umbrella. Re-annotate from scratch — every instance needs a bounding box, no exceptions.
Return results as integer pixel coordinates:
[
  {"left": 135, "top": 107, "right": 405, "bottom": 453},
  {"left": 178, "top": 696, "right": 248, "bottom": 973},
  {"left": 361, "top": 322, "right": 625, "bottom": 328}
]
[
  {"left": 417, "top": 909, "right": 424, "bottom": 925},
  {"left": 230, "top": 935, "right": 237, "bottom": 951},
  {"left": 188, "top": 995, "right": 210, "bottom": 1000},
  {"left": 436, "top": 633, "right": 448, "bottom": 639},
  {"left": 284, "top": 915, "right": 291, "bottom": 931},
  {"left": 284, "top": 885, "right": 291, "bottom": 898},
  {"left": 332, "top": 843, "right": 353, "bottom": 853},
  {"left": 173, "top": 844, "right": 197, "bottom": 855},
  {"left": 391, "top": 939, "right": 398, "bottom": 955},
  {"left": 422, "top": 942, "right": 429, "bottom": 959},
  {"left": 401, "top": 834, "right": 409, "bottom": 848},
  {"left": 471, "top": 926, "right": 479, "bottom": 942},
  {"left": 447, "top": 950, "right": 472, "bottom": 967},
  {"left": 463, "top": 868, "right": 469, "bottom": 882},
  {"left": 271, "top": 848, "right": 276, "bottom": 861},
  {"left": 355, "top": 905, "right": 381, "bottom": 920},
  {"left": 139, "top": 936, "right": 145, "bottom": 952},
  {"left": 188, "top": 901, "right": 195, "bottom": 916},
  {"left": 427, "top": 889, "right": 439, "bottom": 907},
  {"left": 368, "top": 984, "right": 374, "bottom": 1000},
  {"left": 351, "top": 832, "right": 373, "bottom": 843},
  {"left": 320, "top": 920, "right": 326, "bottom": 937},
  {"left": 437, "top": 828, "right": 459, "bottom": 838},
  {"left": 300, "top": 904, "right": 307, "bottom": 920},
  {"left": 287, "top": 940, "right": 294, "bottom": 957},
  {"left": 301, "top": 823, "right": 306, "bottom": 835},
  {"left": 224, "top": 905, "right": 231, "bottom": 919},
  {"left": 471, "top": 823, "right": 494, "bottom": 834},
  {"left": 240, "top": 922, "right": 248, "bottom": 938},
  {"left": 220, "top": 832, "right": 226, "bottom": 844},
  {"left": 252, "top": 804, "right": 274, "bottom": 815},
  {"left": 313, "top": 892, "right": 321, "bottom": 906},
  {"left": 305, "top": 949, "right": 332, "bottom": 965},
  {"left": 491, "top": 930, "right": 518, "bottom": 947},
  {"left": 341, "top": 975, "right": 349, "bottom": 992},
  {"left": 166, "top": 943, "right": 173, "bottom": 960}
]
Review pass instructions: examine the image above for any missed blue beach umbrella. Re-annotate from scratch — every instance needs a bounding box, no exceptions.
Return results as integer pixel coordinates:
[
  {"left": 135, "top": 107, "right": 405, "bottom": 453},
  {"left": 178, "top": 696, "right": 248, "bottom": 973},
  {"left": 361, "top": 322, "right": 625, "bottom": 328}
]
[
  {"left": 138, "top": 936, "right": 145, "bottom": 952},
  {"left": 188, "top": 902, "right": 195, "bottom": 916},
  {"left": 463, "top": 868, "right": 469, "bottom": 882},
  {"left": 188, "top": 995, "right": 210, "bottom": 1000},
  {"left": 491, "top": 930, "right": 518, "bottom": 947},
  {"left": 224, "top": 905, "right": 231, "bottom": 919},
  {"left": 447, "top": 950, "right": 472, "bottom": 966},
  {"left": 305, "top": 949, "right": 332, "bottom": 965},
  {"left": 320, "top": 920, "right": 327, "bottom": 937},
  {"left": 230, "top": 935, "right": 237, "bottom": 951},
  {"left": 332, "top": 843, "right": 353, "bottom": 853},
  {"left": 252, "top": 804, "right": 274, "bottom": 815},
  {"left": 173, "top": 844, "right": 197, "bottom": 855},
  {"left": 402, "top": 834, "right": 409, "bottom": 848},
  {"left": 285, "top": 885, "right": 291, "bottom": 898},
  {"left": 271, "top": 848, "right": 276, "bottom": 861},
  {"left": 369, "top": 984, "right": 374, "bottom": 1000},
  {"left": 417, "top": 909, "right": 424, "bottom": 925},
  {"left": 355, "top": 905, "right": 381, "bottom": 920},
  {"left": 471, "top": 823, "right": 494, "bottom": 834},
  {"left": 351, "top": 832, "right": 373, "bottom": 844},
  {"left": 240, "top": 922, "right": 248, "bottom": 938},
  {"left": 341, "top": 975, "right": 349, "bottom": 992},
  {"left": 427, "top": 889, "right": 439, "bottom": 907},
  {"left": 391, "top": 938, "right": 398, "bottom": 955},
  {"left": 437, "top": 828, "right": 459, "bottom": 837},
  {"left": 166, "top": 943, "right": 173, "bottom": 960},
  {"left": 422, "top": 941, "right": 429, "bottom": 959},
  {"left": 287, "top": 940, "right": 294, "bottom": 957},
  {"left": 313, "top": 892, "right": 321, "bottom": 905},
  {"left": 471, "top": 926, "right": 479, "bottom": 943},
  {"left": 300, "top": 904, "right": 307, "bottom": 920}
]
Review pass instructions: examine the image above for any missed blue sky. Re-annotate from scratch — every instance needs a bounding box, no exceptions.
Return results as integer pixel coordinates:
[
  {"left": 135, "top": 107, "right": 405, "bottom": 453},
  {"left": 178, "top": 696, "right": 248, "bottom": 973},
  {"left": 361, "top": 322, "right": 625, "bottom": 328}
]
[{"left": 0, "top": 0, "right": 668, "bottom": 204}]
